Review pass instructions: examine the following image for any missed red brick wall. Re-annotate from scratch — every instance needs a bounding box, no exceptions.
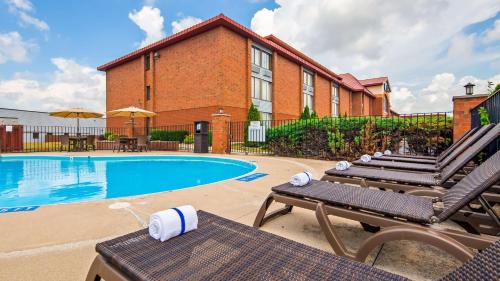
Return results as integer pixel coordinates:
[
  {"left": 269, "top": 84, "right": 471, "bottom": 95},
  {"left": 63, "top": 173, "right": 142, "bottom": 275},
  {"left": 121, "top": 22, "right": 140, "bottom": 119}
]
[
  {"left": 363, "top": 94, "right": 372, "bottom": 115},
  {"left": 106, "top": 57, "right": 145, "bottom": 128},
  {"left": 273, "top": 54, "right": 301, "bottom": 120},
  {"left": 104, "top": 25, "right": 362, "bottom": 126},
  {"left": 452, "top": 95, "right": 488, "bottom": 141},
  {"left": 351, "top": 92, "right": 363, "bottom": 116},
  {"left": 315, "top": 74, "right": 331, "bottom": 117},
  {"left": 339, "top": 86, "right": 351, "bottom": 116}
]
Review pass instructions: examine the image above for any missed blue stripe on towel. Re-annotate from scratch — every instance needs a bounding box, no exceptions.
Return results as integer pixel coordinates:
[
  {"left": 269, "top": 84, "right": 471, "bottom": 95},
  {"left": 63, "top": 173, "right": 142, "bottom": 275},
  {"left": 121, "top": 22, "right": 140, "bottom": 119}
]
[{"left": 172, "top": 207, "right": 186, "bottom": 235}]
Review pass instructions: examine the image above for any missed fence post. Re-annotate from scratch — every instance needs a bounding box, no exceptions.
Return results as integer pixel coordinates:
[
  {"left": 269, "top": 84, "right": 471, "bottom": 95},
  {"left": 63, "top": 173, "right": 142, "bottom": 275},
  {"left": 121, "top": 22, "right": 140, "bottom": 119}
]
[
  {"left": 452, "top": 94, "right": 488, "bottom": 142},
  {"left": 211, "top": 112, "right": 231, "bottom": 154}
]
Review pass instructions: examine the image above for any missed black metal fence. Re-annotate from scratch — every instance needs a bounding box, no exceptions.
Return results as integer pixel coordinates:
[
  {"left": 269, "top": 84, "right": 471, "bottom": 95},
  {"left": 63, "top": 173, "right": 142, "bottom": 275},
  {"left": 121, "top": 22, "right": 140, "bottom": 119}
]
[
  {"left": 1, "top": 123, "right": 209, "bottom": 153},
  {"left": 229, "top": 112, "right": 453, "bottom": 160},
  {"left": 471, "top": 90, "right": 499, "bottom": 157}
]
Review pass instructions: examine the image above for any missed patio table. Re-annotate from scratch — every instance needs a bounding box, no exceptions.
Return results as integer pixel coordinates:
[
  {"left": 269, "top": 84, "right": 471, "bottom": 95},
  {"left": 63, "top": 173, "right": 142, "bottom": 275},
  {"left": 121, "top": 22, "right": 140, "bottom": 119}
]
[{"left": 69, "top": 136, "right": 87, "bottom": 151}]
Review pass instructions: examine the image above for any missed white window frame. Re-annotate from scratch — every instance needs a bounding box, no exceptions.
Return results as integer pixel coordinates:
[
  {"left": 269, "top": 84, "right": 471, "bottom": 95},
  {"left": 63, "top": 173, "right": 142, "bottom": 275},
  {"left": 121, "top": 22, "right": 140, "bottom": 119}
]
[
  {"left": 251, "top": 77, "right": 272, "bottom": 102},
  {"left": 251, "top": 46, "right": 271, "bottom": 70},
  {"left": 332, "top": 84, "right": 339, "bottom": 117}
]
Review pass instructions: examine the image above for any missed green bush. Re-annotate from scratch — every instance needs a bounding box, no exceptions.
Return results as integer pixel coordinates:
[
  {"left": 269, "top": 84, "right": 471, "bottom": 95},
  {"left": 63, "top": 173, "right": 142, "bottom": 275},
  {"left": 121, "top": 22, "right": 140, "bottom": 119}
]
[
  {"left": 266, "top": 115, "right": 453, "bottom": 160},
  {"left": 103, "top": 132, "right": 115, "bottom": 141},
  {"left": 150, "top": 129, "right": 189, "bottom": 142},
  {"left": 183, "top": 134, "right": 194, "bottom": 144}
]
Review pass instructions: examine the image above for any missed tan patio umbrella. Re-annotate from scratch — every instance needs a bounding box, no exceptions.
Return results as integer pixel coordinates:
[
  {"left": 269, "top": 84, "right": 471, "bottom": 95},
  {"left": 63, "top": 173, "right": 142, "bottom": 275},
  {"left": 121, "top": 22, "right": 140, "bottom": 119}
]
[
  {"left": 49, "top": 108, "right": 103, "bottom": 134},
  {"left": 107, "top": 106, "right": 156, "bottom": 136}
]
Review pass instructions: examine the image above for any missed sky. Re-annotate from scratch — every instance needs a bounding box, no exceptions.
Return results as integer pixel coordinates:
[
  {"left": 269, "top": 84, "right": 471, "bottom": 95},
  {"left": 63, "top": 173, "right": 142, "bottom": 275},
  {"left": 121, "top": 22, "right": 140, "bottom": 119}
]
[{"left": 0, "top": 0, "right": 499, "bottom": 114}]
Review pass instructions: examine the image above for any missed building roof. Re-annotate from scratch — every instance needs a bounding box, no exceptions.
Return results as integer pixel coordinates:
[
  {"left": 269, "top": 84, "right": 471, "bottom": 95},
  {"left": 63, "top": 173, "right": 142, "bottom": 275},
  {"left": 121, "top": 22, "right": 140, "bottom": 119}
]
[
  {"left": 97, "top": 14, "right": 343, "bottom": 83},
  {"left": 359, "top": 77, "right": 388, "bottom": 87},
  {"left": 338, "top": 73, "right": 375, "bottom": 97},
  {"left": 0, "top": 108, "right": 105, "bottom": 127}
]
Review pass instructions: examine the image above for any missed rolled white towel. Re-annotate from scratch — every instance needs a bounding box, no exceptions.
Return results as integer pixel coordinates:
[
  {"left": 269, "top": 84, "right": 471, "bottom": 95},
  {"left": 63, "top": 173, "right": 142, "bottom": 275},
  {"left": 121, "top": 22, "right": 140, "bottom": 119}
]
[
  {"left": 373, "top": 152, "right": 383, "bottom": 158},
  {"left": 290, "top": 171, "right": 313, "bottom": 186},
  {"left": 384, "top": 150, "right": 392, "bottom": 155},
  {"left": 149, "top": 205, "right": 198, "bottom": 242},
  {"left": 335, "top": 161, "right": 351, "bottom": 171},
  {"left": 360, "top": 154, "right": 372, "bottom": 162}
]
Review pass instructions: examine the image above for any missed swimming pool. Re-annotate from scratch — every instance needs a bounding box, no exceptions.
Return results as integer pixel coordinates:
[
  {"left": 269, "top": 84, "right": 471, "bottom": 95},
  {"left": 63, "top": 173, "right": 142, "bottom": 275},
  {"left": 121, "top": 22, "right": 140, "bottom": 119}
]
[{"left": 0, "top": 156, "right": 256, "bottom": 208}]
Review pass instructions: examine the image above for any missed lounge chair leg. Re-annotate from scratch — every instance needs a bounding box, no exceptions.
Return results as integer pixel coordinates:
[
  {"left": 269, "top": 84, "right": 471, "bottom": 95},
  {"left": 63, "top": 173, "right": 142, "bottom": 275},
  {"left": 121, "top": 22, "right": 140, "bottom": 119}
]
[
  {"left": 86, "top": 255, "right": 129, "bottom": 281},
  {"left": 354, "top": 226, "right": 474, "bottom": 263},
  {"left": 315, "top": 202, "right": 355, "bottom": 259},
  {"left": 253, "top": 193, "right": 293, "bottom": 227}
]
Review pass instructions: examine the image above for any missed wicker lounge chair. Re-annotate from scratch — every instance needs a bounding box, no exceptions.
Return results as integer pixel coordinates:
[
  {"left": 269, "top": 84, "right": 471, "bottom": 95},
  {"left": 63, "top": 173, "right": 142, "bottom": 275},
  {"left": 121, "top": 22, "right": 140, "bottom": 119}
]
[
  {"left": 322, "top": 122, "right": 500, "bottom": 200},
  {"left": 86, "top": 211, "right": 499, "bottom": 281},
  {"left": 373, "top": 126, "right": 480, "bottom": 164},
  {"left": 254, "top": 150, "right": 500, "bottom": 257},
  {"left": 353, "top": 124, "right": 493, "bottom": 171}
]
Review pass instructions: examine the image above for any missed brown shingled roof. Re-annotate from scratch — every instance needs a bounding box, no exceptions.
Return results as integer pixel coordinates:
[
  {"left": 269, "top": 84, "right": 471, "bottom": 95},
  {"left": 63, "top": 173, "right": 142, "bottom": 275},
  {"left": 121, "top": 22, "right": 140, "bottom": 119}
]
[
  {"left": 359, "top": 77, "right": 388, "bottom": 87},
  {"left": 338, "top": 73, "right": 375, "bottom": 97}
]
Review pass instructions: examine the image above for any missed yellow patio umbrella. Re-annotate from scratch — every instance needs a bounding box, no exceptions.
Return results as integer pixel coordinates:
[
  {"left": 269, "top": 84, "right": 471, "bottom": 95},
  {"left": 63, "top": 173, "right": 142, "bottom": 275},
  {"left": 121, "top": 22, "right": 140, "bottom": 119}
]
[
  {"left": 107, "top": 106, "right": 156, "bottom": 136},
  {"left": 49, "top": 108, "right": 103, "bottom": 134}
]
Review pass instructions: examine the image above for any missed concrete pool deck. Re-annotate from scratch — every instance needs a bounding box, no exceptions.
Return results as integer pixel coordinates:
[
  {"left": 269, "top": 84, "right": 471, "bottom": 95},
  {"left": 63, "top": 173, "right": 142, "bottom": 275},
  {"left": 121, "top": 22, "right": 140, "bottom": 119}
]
[{"left": 0, "top": 152, "right": 462, "bottom": 280}]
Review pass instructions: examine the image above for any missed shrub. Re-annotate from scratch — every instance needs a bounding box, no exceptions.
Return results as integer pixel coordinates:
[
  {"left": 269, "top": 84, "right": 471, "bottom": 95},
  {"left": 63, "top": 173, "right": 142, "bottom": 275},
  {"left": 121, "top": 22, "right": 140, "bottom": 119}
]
[
  {"left": 183, "top": 134, "right": 194, "bottom": 144},
  {"left": 245, "top": 104, "right": 261, "bottom": 147},
  {"left": 150, "top": 129, "right": 189, "bottom": 142},
  {"left": 266, "top": 115, "right": 452, "bottom": 160},
  {"left": 103, "top": 132, "right": 115, "bottom": 141}
]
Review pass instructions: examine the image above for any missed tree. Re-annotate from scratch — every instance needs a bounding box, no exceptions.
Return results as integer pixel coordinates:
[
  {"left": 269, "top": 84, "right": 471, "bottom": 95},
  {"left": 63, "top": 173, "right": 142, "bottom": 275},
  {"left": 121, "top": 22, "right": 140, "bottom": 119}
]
[
  {"left": 245, "top": 104, "right": 261, "bottom": 147},
  {"left": 493, "top": 83, "right": 500, "bottom": 96},
  {"left": 247, "top": 104, "right": 261, "bottom": 122},
  {"left": 300, "top": 106, "right": 311, "bottom": 120}
]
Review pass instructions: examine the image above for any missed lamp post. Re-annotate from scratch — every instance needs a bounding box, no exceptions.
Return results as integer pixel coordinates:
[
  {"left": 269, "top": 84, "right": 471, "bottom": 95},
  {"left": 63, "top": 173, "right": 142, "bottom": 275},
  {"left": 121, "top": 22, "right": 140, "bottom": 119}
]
[{"left": 464, "top": 82, "right": 475, "bottom": 95}]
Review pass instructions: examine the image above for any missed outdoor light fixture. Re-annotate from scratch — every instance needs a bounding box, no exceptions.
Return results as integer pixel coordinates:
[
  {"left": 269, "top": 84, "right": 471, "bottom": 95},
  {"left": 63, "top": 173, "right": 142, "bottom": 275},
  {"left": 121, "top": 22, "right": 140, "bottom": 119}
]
[
  {"left": 217, "top": 107, "right": 224, "bottom": 114},
  {"left": 464, "top": 82, "right": 475, "bottom": 95},
  {"left": 153, "top": 52, "right": 160, "bottom": 59}
]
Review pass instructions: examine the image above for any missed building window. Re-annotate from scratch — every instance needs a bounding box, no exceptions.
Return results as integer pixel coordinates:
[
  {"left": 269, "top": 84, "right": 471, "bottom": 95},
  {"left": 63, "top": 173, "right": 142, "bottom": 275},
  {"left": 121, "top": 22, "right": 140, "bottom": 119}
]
[
  {"left": 303, "top": 70, "right": 314, "bottom": 110},
  {"left": 144, "top": 54, "right": 150, "bottom": 71},
  {"left": 332, "top": 84, "right": 339, "bottom": 117},
  {"left": 146, "top": 86, "right": 151, "bottom": 101},
  {"left": 251, "top": 77, "right": 272, "bottom": 101},
  {"left": 303, "top": 71, "right": 313, "bottom": 86},
  {"left": 383, "top": 95, "right": 388, "bottom": 113},
  {"left": 260, "top": 112, "right": 272, "bottom": 121},
  {"left": 251, "top": 46, "right": 271, "bottom": 70}
]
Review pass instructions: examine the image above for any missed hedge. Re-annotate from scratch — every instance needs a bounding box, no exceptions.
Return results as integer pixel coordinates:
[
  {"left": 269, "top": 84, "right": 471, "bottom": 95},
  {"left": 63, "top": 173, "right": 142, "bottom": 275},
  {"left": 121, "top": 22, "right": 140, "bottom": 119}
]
[
  {"left": 150, "top": 129, "right": 189, "bottom": 142},
  {"left": 265, "top": 115, "right": 452, "bottom": 160}
]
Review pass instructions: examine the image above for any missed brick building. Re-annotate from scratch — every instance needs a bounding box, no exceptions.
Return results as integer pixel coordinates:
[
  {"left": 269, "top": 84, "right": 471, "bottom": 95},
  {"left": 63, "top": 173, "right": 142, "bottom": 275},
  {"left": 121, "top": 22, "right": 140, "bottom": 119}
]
[{"left": 98, "top": 14, "right": 392, "bottom": 128}]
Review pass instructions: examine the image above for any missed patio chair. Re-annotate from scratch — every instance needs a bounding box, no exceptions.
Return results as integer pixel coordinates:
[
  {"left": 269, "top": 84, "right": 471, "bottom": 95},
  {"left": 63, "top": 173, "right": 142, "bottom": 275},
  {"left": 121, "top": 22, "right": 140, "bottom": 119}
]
[
  {"left": 373, "top": 126, "right": 480, "bottom": 164},
  {"left": 112, "top": 136, "right": 128, "bottom": 153},
  {"left": 322, "top": 122, "right": 500, "bottom": 201},
  {"left": 59, "top": 134, "right": 71, "bottom": 152},
  {"left": 352, "top": 124, "right": 493, "bottom": 171},
  {"left": 86, "top": 135, "right": 96, "bottom": 151},
  {"left": 136, "top": 135, "right": 149, "bottom": 152},
  {"left": 86, "top": 210, "right": 499, "bottom": 281},
  {"left": 254, "top": 150, "right": 500, "bottom": 258}
]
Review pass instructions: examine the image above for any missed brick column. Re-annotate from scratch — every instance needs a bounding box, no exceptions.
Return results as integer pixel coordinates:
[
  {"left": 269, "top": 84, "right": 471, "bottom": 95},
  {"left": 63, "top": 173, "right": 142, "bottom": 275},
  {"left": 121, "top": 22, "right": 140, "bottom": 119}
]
[
  {"left": 211, "top": 113, "right": 231, "bottom": 154},
  {"left": 452, "top": 94, "right": 488, "bottom": 142}
]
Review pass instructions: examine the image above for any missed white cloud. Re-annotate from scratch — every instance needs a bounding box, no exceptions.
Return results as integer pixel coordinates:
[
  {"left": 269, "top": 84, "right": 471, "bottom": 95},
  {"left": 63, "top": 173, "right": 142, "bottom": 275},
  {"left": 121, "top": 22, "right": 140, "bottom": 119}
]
[
  {"left": 483, "top": 19, "right": 500, "bottom": 43},
  {"left": 19, "top": 11, "right": 49, "bottom": 31},
  {"left": 0, "top": 31, "right": 36, "bottom": 64},
  {"left": 171, "top": 16, "right": 202, "bottom": 34},
  {"left": 6, "top": 0, "right": 49, "bottom": 31},
  {"left": 0, "top": 58, "right": 105, "bottom": 112},
  {"left": 250, "top": 0, "right": 500, "bottom": 113},
  {"left": 129, "top": 6, "right": 165, "bottom": 48},
  {"left": 392, "top": 73, "right": 500, "bottom": 113},
  {"left": 5, "top": 0, "right": 33, "bottom": 11}
]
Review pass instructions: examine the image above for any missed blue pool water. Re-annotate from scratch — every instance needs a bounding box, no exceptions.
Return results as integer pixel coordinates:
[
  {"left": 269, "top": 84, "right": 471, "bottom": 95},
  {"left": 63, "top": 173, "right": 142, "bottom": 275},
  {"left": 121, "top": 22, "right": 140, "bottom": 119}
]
[{"left": 0, "top": 156, "right": 256, "bottom": 208}]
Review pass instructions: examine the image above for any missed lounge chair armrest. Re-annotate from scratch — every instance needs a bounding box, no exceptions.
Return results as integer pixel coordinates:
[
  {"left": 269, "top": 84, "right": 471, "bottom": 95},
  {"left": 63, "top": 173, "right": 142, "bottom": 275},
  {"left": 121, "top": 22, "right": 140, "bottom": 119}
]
[
  {"left": 406, "top": 189, "right": 445, "bottom": 200},
  {"left": 355, "top": 226, "right": 474, "bottom": 263}
]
